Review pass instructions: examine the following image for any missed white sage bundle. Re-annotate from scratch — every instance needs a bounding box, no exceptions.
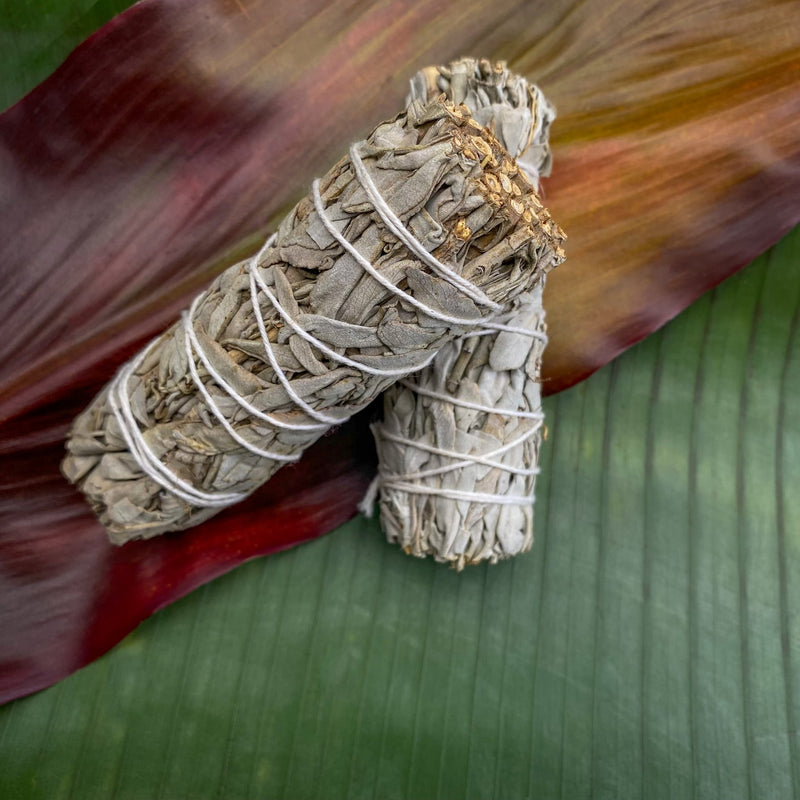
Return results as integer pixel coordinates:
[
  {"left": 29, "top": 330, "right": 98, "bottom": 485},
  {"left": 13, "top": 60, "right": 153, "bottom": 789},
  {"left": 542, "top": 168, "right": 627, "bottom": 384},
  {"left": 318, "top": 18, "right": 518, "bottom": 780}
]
[
  {"left": 62, "top": 97, "right": 565, "bottom": 544},
  {"left": 370, "top": 285, "right": 548, "bottom": 567},
  {"left": 367, "top": 59, "right": 564, "bottom": 567}
]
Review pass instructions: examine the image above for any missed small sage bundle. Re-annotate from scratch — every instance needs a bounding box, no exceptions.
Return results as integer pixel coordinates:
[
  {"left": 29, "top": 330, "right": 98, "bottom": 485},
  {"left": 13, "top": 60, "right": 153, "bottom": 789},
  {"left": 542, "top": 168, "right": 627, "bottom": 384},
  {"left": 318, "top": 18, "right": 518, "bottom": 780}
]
[
  {"left": 62, "top": 96, "right": 565, "bottom": 544},
  {"left": 371, "top": 285, "right": 548, "bottom": 567},
  {"left": 367, "top": 59, "right": 565, "bottom": 567}
]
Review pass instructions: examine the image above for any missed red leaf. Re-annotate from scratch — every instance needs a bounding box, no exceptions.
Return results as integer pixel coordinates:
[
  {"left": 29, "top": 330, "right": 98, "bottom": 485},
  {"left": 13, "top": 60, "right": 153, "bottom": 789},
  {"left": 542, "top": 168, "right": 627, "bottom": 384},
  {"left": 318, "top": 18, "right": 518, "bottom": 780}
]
[
  {"left": 1, "top": 0, "right": 799, "bottom": 701},
  {"left": 0, "top": 405, "right": 376, "bottom": 704}
]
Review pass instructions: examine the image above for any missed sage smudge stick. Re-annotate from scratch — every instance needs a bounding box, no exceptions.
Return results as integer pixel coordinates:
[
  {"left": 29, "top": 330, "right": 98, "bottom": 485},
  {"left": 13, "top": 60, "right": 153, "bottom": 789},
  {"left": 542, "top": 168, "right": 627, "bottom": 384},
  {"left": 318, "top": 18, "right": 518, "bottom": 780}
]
[
  {"left": 62, "top": 97, "right": 564, "bottom": 544},
  {"left": 367, "top": 59, "right": 564, "bottom": 567},
  {"left": 370, "top": 285, "right": 548, "bottom": 567}
]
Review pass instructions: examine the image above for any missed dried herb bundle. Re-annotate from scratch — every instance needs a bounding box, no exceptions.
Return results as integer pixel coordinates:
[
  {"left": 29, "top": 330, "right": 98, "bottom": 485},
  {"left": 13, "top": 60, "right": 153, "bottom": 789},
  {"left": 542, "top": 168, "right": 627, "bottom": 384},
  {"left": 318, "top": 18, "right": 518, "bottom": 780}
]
[
  {"left": 372, "top": 285, "right": 549, "bottom": 567},
  {"left": 369, "top": 59, "right": 564, "bottom": 567},
  {"left": 62, "top": 97, "right": 564, "bottom": 544}
]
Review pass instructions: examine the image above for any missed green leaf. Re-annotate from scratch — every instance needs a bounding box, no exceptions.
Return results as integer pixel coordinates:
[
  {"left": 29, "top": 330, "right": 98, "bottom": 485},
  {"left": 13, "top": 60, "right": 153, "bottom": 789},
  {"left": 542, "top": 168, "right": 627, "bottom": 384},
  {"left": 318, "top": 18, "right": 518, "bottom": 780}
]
[
  {"left": 2, "top": 1, "right": 799, "bottom": 793},
  {"left": 1, "top": 226, "right": 797, "bottom": 798},
  {"left": 0, "top": 0, "right": 136, "bottom": 111}
]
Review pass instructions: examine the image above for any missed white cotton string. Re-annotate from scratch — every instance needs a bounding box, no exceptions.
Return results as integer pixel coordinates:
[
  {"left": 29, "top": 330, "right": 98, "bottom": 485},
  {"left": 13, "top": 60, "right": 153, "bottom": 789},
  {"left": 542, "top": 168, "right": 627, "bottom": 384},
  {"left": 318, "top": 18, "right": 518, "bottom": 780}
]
[
  {"left": 378, "top": 482, "right": 533, "bottom": 506},
  {"left": 349, "top": 144, "right": 503, "bottom": 313},
  {"left": 181, "top": 230, "right": 343, "bottom": 437},
  {"left": 248, "top": 263, "right": 438, "bottom": 379},
  {"left": 182, "top": 317, "right": 300, "bottom": 462},
  {"left": 473, "top": 320, "right": 548, "bottom": 343},
  {"left": 247, "top": 264, "right": 347, "bottom": 426},
  {"left": 378, "top": 422, "right": 543, "bottom": 479},
  {"left": 369, "top": 315, "right": 546, "bottom": 510},
  {"left": 357, "top": 474, "right": 381, "bottom": 517},
  {"left": 375, "top": 410, "right": 543, "bottom": 507},
  {"left": 397, "top": 380, "right": 546, "bottom": 420},
  {"left": 311, "top": 181, "right": 489, "bottom": 328},
  {"left": 108, "top": 343, "right": 248, "bottom": 507},
  {"left": 183, "top": 292, "right": 326, "bottom": 433}
]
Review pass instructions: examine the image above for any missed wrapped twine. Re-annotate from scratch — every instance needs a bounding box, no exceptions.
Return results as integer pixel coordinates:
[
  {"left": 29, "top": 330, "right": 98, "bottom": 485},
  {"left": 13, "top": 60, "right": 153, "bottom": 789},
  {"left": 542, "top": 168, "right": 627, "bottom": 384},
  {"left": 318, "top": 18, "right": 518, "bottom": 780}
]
[
  {"left": 62, "top": 96, "right": 565, "bottom": 544},
  {"left": 366, "top": 59, "right": 565, "bottom": 567}
]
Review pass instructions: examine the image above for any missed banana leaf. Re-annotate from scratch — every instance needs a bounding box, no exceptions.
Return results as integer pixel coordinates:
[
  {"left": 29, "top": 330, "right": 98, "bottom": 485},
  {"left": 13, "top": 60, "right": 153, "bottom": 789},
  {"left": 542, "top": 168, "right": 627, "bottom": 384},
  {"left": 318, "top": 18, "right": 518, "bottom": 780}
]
[
  {"left": 1, "top": 223, "right": 798, "bottom": 799},
  {"left": 1, "top": 0, "right": 799, "bottom": 722}
]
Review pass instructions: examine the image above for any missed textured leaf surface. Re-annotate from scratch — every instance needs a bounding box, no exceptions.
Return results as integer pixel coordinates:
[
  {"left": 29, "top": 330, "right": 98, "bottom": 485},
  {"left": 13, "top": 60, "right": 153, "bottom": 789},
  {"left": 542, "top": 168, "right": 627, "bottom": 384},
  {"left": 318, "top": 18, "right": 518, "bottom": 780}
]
[
  {"left": 0, "top": 0, "right": 132, "bottom": 111},
  {"left": 1, "top": 225, "right": 798, "bottom": 799},
  {"left": 0, "top": 407, "right": 376, "bottom": 704},
  {"left": 0, "top": 0, "right": 798, "bottom": 417},
  {"left": 1, "top": 0, "right": 800, "bottom": 702}
]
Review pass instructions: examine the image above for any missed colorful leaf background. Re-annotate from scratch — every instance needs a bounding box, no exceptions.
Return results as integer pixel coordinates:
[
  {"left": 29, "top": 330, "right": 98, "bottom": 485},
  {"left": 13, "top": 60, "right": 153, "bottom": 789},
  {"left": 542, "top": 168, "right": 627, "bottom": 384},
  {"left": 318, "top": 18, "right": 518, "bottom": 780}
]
[{"left": 1, "top": 0, "right": 800, "bottom": 797}]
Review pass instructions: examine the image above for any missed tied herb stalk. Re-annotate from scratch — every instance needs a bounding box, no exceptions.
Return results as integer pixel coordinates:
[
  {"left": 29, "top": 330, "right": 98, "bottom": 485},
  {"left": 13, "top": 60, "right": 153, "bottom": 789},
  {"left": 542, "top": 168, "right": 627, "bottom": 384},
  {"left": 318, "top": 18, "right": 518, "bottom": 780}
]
[
  {"left": 62, "top": 97, "right": 565, "bottom": 544},
  {"left": 368, "top": 59, "right": 564, "bottom": 567},
  {"left": 372, "top": 284, "right": 548, "bottom": 566}
]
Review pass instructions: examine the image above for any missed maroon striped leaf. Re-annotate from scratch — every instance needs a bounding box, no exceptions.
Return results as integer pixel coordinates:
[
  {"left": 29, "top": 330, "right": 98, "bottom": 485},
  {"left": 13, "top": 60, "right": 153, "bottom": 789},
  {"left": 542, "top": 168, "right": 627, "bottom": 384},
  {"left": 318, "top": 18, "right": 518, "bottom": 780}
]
[{"left": 1, "top": 0, "right": 799, "bottom": 701}]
